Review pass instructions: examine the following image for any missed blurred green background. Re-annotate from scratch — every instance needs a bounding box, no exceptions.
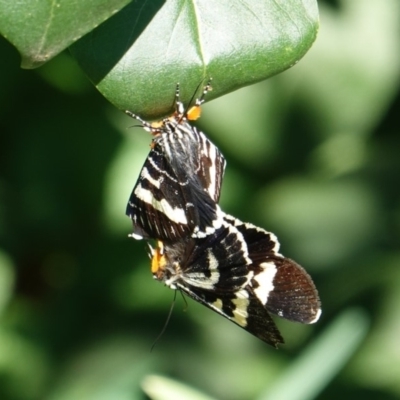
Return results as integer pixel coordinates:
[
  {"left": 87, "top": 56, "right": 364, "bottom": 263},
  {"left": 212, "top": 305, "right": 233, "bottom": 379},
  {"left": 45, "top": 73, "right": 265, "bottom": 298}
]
[{"left": 1, "top": 1, "right": 400, "bottom": 399}]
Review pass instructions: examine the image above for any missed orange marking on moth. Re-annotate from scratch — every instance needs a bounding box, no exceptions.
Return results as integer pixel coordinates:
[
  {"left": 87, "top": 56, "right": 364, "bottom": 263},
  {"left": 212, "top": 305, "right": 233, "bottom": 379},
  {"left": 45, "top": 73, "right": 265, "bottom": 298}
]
[
  {"left": 150, "top": 121, "right": 164, "bottom": 129},
  {"left": 151, "top": 241, "right": 166, "bottom": 275},
  {"left": 187, "top": 105, "right": 202, "bottom": 121}
]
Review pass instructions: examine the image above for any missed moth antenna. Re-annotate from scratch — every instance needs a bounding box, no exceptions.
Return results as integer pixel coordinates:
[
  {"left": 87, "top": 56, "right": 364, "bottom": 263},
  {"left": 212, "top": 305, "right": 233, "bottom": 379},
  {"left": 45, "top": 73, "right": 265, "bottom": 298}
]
[
  {"left": 125, "top": 110, "right": 162, "bottom": 135},
  {"left": 150, "top": 292, "right": 176, "bottom": 352},
  {"left": 174, "top": 77, "right": 213, "bottom": 125},
  {"left": 125, "top": 110, "right": 149, "bottom": 126},
  {"left": 186, "top": 78, "right": 213, "bottom": 121},
  {"left": 174, "top": 82, "right": 182, "bottom": 113},
  {"left": 195, "top": 77, "right": 213, "bottom": 107},
  {"left": 180, "top": 290, "right": 189, "bottom": 312}
]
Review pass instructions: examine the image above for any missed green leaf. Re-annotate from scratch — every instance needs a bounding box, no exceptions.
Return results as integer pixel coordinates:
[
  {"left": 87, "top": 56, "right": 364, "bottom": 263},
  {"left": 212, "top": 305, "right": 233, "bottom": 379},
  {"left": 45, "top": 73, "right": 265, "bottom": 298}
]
[
  {"left": 257, "top": 309, "right": 370, "bottom": 400},
  {"left": 70, "top": 0, "right": 319, "bottom": 118},
  {"left": 0, "top": 250, "right": 14, "bottom": 317},
  {"left": 142, "top": 375, "right": 218, "bottom": 400},
  {"left": 0, "top": 0, "right": 131, "bottom": 68}
]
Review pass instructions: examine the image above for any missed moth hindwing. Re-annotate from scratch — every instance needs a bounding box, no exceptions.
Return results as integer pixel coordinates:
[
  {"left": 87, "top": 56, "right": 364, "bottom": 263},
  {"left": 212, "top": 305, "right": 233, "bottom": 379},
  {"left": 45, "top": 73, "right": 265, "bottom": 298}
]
[
  {"left": 150, "top": 213, "right": 321, "bottom": 347},
  {"left": 126, "top": 80, "right": 226, "bottom": 241}
]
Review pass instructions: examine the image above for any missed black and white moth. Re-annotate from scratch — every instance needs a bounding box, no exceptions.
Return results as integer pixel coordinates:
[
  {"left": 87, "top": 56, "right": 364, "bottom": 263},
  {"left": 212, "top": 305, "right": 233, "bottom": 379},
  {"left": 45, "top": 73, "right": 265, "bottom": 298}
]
[
  {"left": 126, "top": 81, "right": 226, "bottom": 241},
  {"left": 149, "top": 213, "right": 321, "bottom": 347}
]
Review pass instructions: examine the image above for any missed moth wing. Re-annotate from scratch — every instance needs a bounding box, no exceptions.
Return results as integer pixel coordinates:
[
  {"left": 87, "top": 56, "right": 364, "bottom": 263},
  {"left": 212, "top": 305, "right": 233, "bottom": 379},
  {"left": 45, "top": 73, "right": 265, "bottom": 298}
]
[
  {"left": 127, "top": 136, "right": 223, "bottom": 241},
  {"left": 173, "top": 222, "right": 283, "bottom": 347},
  {"left": 165, "top": 129, "right": 225, "bottom": 235},
  {"left": 178, "top": 283, "right": 284, "bottom": 348},
  {"left": 264, "top": 257, "right": 321, "bottom": 324},
  {"left": 194, "top": 130, "right": 226, "bottom": 203},
  {"left": 126, "top": 145, "right": 199, "bottom": 240},
  {"left": 223, "top": 214, "right": 321, "bottom": 324}
]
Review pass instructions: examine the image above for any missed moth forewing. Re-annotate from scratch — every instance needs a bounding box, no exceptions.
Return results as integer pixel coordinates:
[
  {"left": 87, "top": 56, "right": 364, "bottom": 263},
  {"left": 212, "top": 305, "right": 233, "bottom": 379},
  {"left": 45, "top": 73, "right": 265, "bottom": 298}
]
[{"left": 126, "top": 82, "right": 226, "bottom": 241}]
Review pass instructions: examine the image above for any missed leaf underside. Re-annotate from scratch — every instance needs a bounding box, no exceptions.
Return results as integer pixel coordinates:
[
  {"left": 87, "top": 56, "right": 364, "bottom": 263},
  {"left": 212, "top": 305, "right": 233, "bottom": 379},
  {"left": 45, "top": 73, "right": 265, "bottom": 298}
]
[
  {"left": 70, "top": 0, "right": 319, "bottom": 118},
  {"left": 0, "top": 0, "right": 319, "bottom": 117}
]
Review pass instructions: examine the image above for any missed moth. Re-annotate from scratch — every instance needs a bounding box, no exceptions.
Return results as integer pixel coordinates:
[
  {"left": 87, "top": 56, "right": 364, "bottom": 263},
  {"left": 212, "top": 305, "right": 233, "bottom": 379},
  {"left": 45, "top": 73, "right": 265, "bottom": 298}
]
[
  {"left": 149, "top": 213, "right": 321, "bottom": 347},
  {"left": 126, "top": 80, "right": 226, "bottom": 241}
]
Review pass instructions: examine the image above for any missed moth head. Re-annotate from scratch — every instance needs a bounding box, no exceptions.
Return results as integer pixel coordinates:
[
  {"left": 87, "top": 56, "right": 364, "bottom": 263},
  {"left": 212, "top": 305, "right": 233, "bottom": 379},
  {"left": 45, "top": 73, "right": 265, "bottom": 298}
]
[{"left": 148, "top": 119, "right": 170, "bottom": 137}]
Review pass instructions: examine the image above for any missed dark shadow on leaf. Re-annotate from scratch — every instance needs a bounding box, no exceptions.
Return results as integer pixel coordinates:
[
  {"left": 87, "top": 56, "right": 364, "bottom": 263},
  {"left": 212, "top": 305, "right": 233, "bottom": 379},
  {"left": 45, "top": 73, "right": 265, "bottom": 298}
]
[{"left": 70, "top": 0, "right": 165, "bottom": 84}]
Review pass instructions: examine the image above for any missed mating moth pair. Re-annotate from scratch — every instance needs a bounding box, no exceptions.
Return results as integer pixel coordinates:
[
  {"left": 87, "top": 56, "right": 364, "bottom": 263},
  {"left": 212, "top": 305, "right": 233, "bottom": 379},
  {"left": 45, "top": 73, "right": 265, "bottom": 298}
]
[{"left": 125, "top": 81, "right": 321, "bottom": 347}]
